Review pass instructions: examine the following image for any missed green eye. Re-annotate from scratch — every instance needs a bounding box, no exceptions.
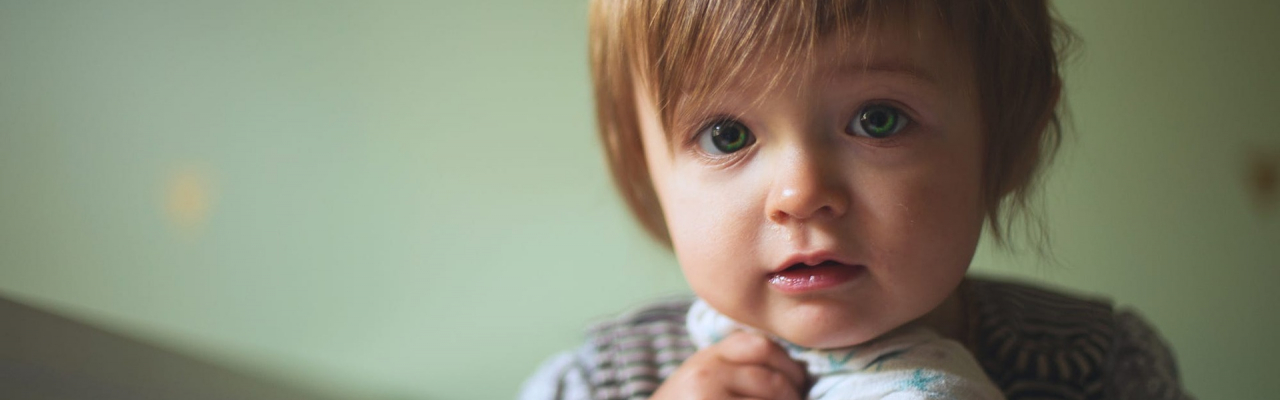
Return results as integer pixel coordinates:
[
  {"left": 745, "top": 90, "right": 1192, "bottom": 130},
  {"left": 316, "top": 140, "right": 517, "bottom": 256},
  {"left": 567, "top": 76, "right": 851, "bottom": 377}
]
[
  {"left": 849, "top": 105, "right": 909, "bottom": 139},
  {"left": 698, "top": 119, "right": 755, "bottom": 155}
]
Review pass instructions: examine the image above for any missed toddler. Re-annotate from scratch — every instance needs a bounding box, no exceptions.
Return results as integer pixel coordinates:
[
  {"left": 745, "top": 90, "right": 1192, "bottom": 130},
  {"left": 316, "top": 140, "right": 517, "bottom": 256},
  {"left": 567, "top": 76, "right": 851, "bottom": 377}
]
[{"left": 523, "top": 1, "right": 1194, "bottom": 399}]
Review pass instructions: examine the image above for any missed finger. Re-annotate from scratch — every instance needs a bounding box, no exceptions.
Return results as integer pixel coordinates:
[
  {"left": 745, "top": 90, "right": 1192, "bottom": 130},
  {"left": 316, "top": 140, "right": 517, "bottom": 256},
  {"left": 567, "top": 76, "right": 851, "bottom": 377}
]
[
  {"left": 726, "top": 365, "right": 802, "bottom": 400},
  {"left": 717, "top": 332, "right": 808, "bottom": 389}
]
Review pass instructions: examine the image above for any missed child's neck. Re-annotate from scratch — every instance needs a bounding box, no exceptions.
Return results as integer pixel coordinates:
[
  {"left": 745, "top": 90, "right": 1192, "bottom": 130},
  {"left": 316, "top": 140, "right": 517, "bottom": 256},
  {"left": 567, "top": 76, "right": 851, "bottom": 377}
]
[{"left": 909, "top": 278, "right": 975, "bottom": 352}]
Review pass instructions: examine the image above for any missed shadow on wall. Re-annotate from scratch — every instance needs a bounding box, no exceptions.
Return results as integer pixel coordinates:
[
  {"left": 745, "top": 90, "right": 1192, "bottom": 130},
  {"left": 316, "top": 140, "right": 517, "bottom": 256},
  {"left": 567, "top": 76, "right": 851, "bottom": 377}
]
[
  {"left": 1245, "top": 148, "right": 1278, "bottom": 214},
  {"left": 0, "top": 294, "right": 339, "bottom": 400}
]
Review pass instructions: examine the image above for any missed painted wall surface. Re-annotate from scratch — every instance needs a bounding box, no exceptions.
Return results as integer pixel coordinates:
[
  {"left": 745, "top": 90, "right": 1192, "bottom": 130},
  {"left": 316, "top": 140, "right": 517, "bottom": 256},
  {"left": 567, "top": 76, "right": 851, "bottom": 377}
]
[{"left": 1, "top": 1, "right": 1276, "bottom": 399}]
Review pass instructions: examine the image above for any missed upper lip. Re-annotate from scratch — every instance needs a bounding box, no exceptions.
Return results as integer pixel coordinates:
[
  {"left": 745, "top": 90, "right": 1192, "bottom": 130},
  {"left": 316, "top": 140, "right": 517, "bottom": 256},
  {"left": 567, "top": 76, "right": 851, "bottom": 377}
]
[{"left": 772, "top": 250, "right": 858, "bottom": 273}]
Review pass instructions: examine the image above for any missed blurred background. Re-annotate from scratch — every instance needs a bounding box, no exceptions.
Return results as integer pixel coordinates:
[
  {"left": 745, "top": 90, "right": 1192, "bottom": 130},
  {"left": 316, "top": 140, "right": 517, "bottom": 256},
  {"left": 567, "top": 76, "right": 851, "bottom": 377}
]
[{"left": 0, "top": 0, "right": 1276, "bottom": 399}]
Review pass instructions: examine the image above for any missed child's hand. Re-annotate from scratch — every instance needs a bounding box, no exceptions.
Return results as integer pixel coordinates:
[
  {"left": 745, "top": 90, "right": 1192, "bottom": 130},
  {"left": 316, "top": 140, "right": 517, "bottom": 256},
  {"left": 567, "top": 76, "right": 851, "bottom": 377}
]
[{"left": 652, "top": 331, "right": 808, "bottom": 400}]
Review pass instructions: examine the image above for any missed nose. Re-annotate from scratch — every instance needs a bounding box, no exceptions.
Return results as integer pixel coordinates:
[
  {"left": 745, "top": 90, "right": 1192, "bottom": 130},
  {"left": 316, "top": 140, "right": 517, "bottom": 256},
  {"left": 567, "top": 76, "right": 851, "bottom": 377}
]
[{"left": 765, "top": 146, "right": 850, "bottom": 224}]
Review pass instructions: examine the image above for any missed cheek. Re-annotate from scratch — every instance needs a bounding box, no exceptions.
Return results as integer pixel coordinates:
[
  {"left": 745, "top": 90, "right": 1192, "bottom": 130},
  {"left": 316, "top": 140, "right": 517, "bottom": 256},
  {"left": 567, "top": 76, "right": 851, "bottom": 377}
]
[
  {"left": 855, "top": 132, "right": 985, "bottom": 297},
  {"left": 903, "top": 167, "right": 983, "bottom": 271},
  {"left": 662, "top": 169, "right": 768, "bottom": 304},
  {"left": 664, "top": 177, "right": 752, "bottom": 251},
  {"left": 901, "top": 158, "right": 983, "bottom": 241}
]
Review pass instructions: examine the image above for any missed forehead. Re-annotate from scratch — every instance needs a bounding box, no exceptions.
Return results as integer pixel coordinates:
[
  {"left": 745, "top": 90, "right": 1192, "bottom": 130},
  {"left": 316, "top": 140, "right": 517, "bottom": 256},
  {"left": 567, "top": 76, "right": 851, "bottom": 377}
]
[
  {"left": 812, "top": 10, "right": 971, "bottom": 89},
  {"left": 659, "top": 6, "right": 972, "bottom": 123}
]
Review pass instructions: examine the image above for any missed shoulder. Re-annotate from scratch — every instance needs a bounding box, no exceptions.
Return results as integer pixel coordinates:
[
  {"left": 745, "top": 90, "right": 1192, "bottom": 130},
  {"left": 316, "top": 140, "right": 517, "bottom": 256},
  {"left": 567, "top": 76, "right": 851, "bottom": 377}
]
[
  {"left": 520, "top": 297, "right": 697, "bottom": 400},
  {"left": 519, "top": 349, "right": 594, "bottom": 400},
  {"left": 968, "top": 276, "right": 1116, "bottom": 331},
  {"left": 966, "top": 276, "right": 1193, "bottom": 400},
  {"left": 585, "top": 297, "right": 696, "bottom": 399},
  {"left": 586, "top": 296, "right": 694, "bottom": 340},
  {"left": 967, "top": 277, "right": 1115, "bottom": 398},
  {"left": 1107, "top": 309, "right": 1195, "bottom": 399}
]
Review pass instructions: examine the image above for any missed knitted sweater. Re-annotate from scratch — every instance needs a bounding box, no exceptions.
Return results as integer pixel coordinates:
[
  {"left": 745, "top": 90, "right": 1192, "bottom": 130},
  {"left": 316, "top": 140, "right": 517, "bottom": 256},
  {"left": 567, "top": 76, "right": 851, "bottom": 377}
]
[{"left": 520, "top": 277, "right": 1195, "bottom": 400}]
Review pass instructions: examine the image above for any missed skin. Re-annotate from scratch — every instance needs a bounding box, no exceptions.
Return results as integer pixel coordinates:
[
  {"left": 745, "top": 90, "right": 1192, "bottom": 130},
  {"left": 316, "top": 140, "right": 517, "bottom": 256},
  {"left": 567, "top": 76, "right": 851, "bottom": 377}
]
[
  {"left": 642, "top": 10, "right": 986, "bottom": 400},
  {"left": 651, "top": 331, "right": 808, "bottom": 400}
]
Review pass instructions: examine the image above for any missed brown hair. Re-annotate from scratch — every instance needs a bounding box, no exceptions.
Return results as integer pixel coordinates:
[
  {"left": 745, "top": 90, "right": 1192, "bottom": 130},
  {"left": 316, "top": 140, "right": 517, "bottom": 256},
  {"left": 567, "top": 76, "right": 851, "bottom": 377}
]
[{"left": 589, "top": 0, "right": 1074, "bottom": 249}]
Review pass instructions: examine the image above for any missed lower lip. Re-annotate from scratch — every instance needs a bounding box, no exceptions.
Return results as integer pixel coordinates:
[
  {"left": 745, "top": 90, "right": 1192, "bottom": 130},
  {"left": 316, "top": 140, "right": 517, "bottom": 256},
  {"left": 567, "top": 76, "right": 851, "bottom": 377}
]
[{"left": 767, "top": 262, "right": 865, "bottom": 293}]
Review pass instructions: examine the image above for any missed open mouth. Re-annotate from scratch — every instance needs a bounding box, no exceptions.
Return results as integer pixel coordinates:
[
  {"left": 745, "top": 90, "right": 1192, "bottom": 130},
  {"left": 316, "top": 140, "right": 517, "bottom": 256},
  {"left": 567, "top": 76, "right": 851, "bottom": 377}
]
[
  {"left": 781, "top": 260, "right": 845, "bottom": 272},
  {"left": 768, "top": 260, "right": 864, "bottom": 293}
]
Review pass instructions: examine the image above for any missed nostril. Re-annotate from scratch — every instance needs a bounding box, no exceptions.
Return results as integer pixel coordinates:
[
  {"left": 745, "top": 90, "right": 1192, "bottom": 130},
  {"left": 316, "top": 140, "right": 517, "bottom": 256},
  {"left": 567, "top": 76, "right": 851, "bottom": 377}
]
[{"left": 768, "top": 210, "right": 788, "bottom": 223}]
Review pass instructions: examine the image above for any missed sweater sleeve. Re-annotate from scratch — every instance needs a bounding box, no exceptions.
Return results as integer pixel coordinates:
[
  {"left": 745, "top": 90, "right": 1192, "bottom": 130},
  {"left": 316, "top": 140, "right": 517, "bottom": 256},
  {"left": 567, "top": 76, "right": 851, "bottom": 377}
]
[
  {"left": 1105, "top": 309, "right": 1196, "bottom": 400},
  {"left": 518, "top": 345, "right": 596, "bottom": 400}
]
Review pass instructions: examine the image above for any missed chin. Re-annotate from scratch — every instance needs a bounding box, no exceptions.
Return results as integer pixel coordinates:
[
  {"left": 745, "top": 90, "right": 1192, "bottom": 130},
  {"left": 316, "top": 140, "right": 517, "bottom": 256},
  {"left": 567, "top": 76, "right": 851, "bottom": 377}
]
[{"left": 769, "top": 311, "right": 886, "bottom": 349}]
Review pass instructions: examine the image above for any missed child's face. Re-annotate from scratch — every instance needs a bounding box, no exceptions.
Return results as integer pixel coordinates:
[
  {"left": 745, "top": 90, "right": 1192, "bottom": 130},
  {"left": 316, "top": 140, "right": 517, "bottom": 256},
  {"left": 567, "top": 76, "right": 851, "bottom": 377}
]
[{"left": 637, "top": 13, "right": 984, "bottom": 349}]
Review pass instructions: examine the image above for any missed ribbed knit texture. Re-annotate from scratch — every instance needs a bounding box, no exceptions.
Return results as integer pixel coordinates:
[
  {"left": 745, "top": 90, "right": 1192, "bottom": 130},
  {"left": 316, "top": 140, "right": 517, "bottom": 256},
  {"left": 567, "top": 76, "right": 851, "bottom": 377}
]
[{"left": 520, "top": 278, "right": 1195, "bottom": 400}]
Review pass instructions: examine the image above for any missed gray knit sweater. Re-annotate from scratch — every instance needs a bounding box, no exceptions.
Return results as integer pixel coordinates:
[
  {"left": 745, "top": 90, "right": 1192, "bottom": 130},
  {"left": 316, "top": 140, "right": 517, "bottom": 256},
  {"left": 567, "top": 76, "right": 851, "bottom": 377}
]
[{"left": 520, "top": 277, "right": 1194, "bottom": 400}]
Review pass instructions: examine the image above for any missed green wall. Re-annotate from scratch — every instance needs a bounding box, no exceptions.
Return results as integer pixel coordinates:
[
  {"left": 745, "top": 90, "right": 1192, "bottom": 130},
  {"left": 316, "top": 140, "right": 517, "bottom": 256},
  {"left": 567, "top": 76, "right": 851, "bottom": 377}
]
[{"left": 1, "top": 1, "right": 1276, "bottom": 399}]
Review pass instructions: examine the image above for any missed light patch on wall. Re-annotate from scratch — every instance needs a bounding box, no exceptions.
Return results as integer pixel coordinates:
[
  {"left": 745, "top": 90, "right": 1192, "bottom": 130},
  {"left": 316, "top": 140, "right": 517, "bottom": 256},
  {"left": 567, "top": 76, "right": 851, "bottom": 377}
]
[{"left": 164, "top": 165, "right": 217, "bottom": 235}]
